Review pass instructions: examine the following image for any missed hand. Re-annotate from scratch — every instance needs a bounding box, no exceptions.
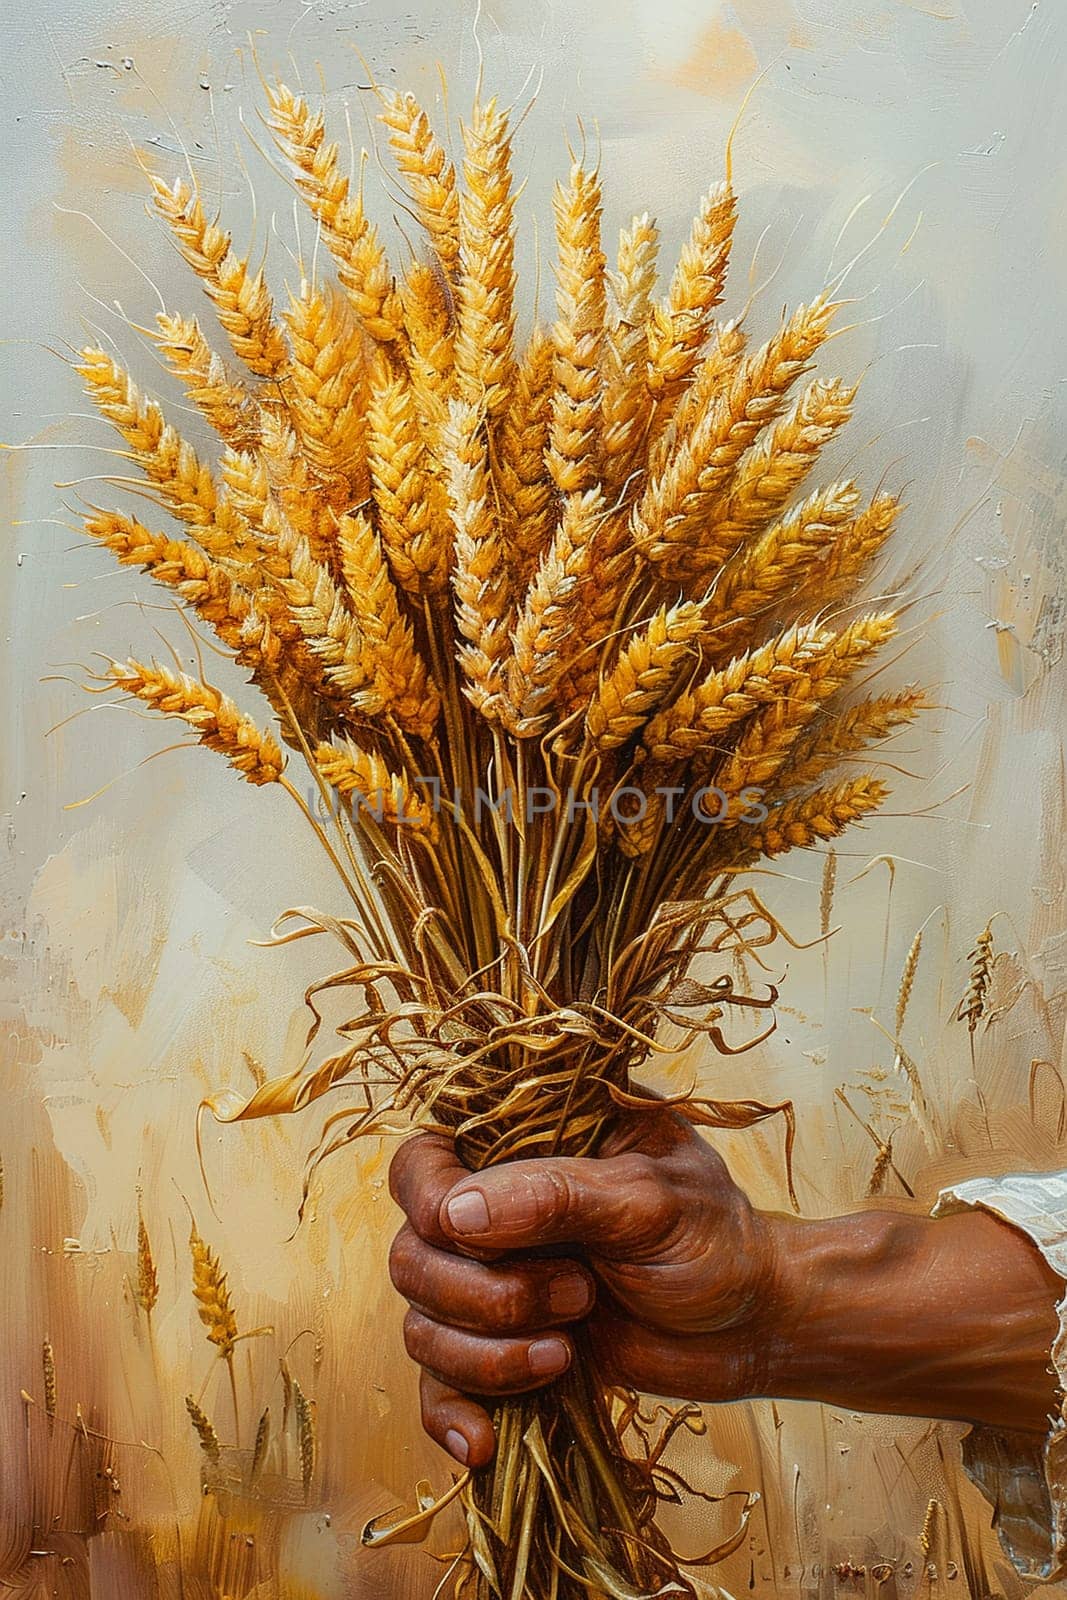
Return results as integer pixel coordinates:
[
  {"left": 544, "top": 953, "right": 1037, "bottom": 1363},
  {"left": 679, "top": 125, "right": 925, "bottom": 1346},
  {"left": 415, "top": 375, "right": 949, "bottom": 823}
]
[
  {"left": 390, "top": 1112, "right": 1065, "bottom": 1467},
  {"left": 388, "top": 1108, "right": 780, "bottom": 1466}
]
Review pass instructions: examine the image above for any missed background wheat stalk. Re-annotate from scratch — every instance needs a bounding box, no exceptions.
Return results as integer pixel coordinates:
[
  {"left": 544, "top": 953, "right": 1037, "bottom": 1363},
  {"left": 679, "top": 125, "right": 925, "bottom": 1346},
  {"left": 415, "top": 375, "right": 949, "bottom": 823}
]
[{"left": 71, "top": 70, "right": 927, "bottom": 1600}]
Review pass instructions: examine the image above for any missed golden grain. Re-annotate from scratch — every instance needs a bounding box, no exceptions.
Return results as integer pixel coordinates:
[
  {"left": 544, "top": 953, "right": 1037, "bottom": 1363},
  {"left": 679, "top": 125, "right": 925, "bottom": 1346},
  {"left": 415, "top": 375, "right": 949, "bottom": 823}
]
[
  {"left": 189, "top": 1222, "right": 240, "bottom": 1357},
  {"left": 78, "top": 349, "right": 253, "bottom": 562},
  {"left": 283, "top": 280, "right": 368, "bottom": 500},
  {"left": 43, "top": 1341, "right": 57, "bottom": 1427},
  {"left": 896, "top": 930, "right": 923, "bottom": 1038},
  {"left": 154, "top": 312, "right": 259, "bottom": 447},
  {"left": 335, "top": 510, "right": 441, "bottom": 739},
  {"left": 547, "top": 164, "right": 606, "bottom": 494},
  {"left": 445, "top": 399, "right": 513, "bottom": 718},
  {"left": 602, "top": 214, "right": 659, "bottom": 487},
  {"left": 453, "top": 98, "right": 517, "bottom": 420},
  {"left": 251, "top": 1406, "right": 270, "bottom": 1482},
  {"left": 634, "top": 298, "right": 836, "bottom": 580},
  {"left": 497, "top": 328, "right": 556, "bottom": 580},
  {"left": 185, "top": 1394, "right": 222, "bottom": 1466},
  {"left": 368, "top": 374, "right": 451, "bottom": 596},
  {"left": 108, "top": 661, "right": 286, "bottom": 786},
  {"left": 585, "top": 602, "right": 706, "bottom": 752},
  {"left": 958, "top": 924, "right": 994, "bottom": 1035},
  {"left": 266, "top": 82, "right": 404, "bottom": 345},
  {"left": 505, "top": 489, "right": 607, "bottom": 736},
  {"left": 378, "top": 90, "right": 461, "bottom": 279},
  {"left": 646, "top": 182, "right": 735, "bottom": 399},
  {"left": 149, "top": 174, "right": 288, "bottom": 377},
  {"left": 314, "top": 741, "right": 437, "bottom": 836},
  {"left": 744, "top": 775, "right": 890, "bottom": 858},
  {"left": 135, "top": 1204, "right": 159, "bottom": 1317}
]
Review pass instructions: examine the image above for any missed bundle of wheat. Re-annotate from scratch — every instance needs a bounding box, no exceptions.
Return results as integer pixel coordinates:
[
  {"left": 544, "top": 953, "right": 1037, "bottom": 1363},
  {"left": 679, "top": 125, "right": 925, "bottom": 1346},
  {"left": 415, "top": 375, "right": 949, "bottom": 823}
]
[{"left": 75, "top": 75, "right": 926, "bottom": 1600}]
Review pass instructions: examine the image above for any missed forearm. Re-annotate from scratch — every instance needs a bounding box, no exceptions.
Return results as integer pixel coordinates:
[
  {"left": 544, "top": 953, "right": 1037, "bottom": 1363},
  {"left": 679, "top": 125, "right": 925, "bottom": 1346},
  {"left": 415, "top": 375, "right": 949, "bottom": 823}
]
[{"left": 757, "top": 1207, "right": 1063, "bottom": 1433}]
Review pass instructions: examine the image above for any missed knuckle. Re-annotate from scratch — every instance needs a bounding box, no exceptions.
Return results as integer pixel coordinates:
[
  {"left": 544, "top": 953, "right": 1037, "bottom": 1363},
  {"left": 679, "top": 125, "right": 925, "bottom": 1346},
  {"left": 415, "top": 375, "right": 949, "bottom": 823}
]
[{"left": 490, "top": 1270, "right": 536, "bottom": 1333}]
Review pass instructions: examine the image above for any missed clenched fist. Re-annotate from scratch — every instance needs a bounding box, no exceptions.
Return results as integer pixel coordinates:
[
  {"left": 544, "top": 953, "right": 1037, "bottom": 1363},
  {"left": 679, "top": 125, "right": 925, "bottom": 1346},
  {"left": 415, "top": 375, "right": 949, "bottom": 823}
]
[{"left": 389, "top": 1109, "right": 1062, "bottom": 1467}]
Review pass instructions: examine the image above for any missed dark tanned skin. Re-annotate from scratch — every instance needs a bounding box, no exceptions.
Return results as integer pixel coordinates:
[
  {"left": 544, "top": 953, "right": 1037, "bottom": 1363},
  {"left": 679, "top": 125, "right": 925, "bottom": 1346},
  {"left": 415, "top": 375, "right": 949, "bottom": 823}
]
[{"left": 388, "top": 1111, "right": 1064, "bottom": 1468}]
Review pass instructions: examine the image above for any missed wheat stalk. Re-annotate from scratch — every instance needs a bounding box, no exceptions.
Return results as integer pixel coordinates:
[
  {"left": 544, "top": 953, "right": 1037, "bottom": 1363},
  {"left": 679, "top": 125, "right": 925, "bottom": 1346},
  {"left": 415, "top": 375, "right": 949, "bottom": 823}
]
[
  {"left": 42, "top": 1341, "right": 57, "bottom": 1429},
  {"left": 73, "top": 78, "right": 933, "bottom": 1600},
  {"left": 185, "top": 1395, "right": 222, "bottom": 1466}
]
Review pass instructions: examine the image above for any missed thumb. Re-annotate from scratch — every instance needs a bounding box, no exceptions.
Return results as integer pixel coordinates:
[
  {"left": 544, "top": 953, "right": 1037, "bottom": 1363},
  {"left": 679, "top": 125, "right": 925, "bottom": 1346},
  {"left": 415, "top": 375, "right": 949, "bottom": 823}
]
[{"left": 439, "top": 1152, "right": 660, "bottom": 1257}]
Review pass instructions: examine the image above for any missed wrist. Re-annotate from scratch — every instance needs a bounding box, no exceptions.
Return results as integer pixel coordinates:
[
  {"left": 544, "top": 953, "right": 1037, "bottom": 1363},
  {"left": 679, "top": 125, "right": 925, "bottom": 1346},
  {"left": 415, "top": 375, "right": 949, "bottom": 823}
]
[
  {"left": 753, "top": 1209, "right": 917, "bottom": 1402},
  {"left": 745, "top": 1205, "right": 1062, "bottom": 1432}
]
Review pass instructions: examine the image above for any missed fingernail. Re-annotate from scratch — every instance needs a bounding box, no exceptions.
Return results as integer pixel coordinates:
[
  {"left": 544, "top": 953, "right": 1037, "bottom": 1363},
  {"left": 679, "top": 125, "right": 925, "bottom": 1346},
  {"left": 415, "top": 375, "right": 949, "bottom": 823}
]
[
  {"left": 444, "top": 1428, "right": 469, "bottom": 1465},
  {"left": 446, "top": 1189, "right": 491, "bottom": 1236},
  {"left": 548, "top": 1272, "right": 590, "bottom": 1318},
  {"left": 528, "top": 1338, "right": 569, "bottom": 1378}
]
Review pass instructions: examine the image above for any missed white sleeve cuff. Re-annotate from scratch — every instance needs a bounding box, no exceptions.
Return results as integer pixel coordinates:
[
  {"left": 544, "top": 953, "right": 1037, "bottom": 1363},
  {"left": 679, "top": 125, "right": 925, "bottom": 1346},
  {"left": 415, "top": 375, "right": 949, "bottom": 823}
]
[{"left": 933, "top": 1174, "right": 1067, "bottom": 1580}]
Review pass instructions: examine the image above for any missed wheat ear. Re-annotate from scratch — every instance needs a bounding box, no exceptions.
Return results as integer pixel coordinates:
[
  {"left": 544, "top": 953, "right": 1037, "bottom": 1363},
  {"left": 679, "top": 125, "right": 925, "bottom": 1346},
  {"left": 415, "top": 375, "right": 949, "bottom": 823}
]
[
  {"left": 958, "top": 924, "right": 994, "bottom": 1035},
  {"left": 504, "top": 489, "right": 608, "bottom": 736},
  {"left": 638, "top": 622, "right": 830, "bottom": 765},
  {"left": 368, "top": 373, "right": 451, "bottom": 596},
  {"left": 602, "top": 213, "right": 659, "bottom": 489},
  {"left": 705, "top": 480, "right": 862, "bottom": 655},
  {"left": 713, "top": 612, "right": 899, "bottom": 802},
  {"left": 709, "top": 377, "right": 857, "bottom": 550},
  {"left": 292, "top": 1380, "right": 316, "bottom": 1499},
  {"left": 336, "top": 510, "right": 441, "bottom": 740},
  {"left": 647, "top": 182, "right": 736, "bottom": 399},
  {"left": 547, "top": 163, "right": 607, "bottom": 494},
  {"left": 378, "top": 89, "right": 461, "bottom": 279},
  {"left": 314, "top": 741, "right": 437, "bottom": 837},
  {"left": 497, "top": 327, "right": 556, "bottom": 581},
  {"left": 445, "top": 399, "right": 513, "bottom": 718},
  {"left": 135, "top": 1203, "right": 159, "bottom": 1316},
  {"left": 265, "top": 81, "right": 403, "bottom": 345},
  {"left": 43, "top": 1341, "right": 57, "bottom": 1428},
  {"left": 154, "top": 312, "right": 259, "bottom": 447},
  {"left": 400, "top": 260, "right": 455, "bottom": 423},
  {"left": 585, "top": 601, "right": 706, "bottom": 752},
  {"left": 779, "top": 687, "right": 926, "bottom": 792},
  {"left": 283, "top": 280, "right": 368, "bottom": 501},
  {"left": 185, "top": 1395, "right": 222, "bottom": 1465},
  {"left": 453, "top": 98, "right": 517, "bottom": 420},
  {"left": 107, "top": 661, "right": 286, "bottom": 785},
  {"left": 149, "top": 174, "right": 288, "bottom": 377},
  {"left": 78, "top": 349, "right": 253, "bottom": 562},
  {"left": 744, "top": 775, "right": 890, "bottom": 858},
  {"left": 634, "top": 297, "right": 837, "bottom": 580}
]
